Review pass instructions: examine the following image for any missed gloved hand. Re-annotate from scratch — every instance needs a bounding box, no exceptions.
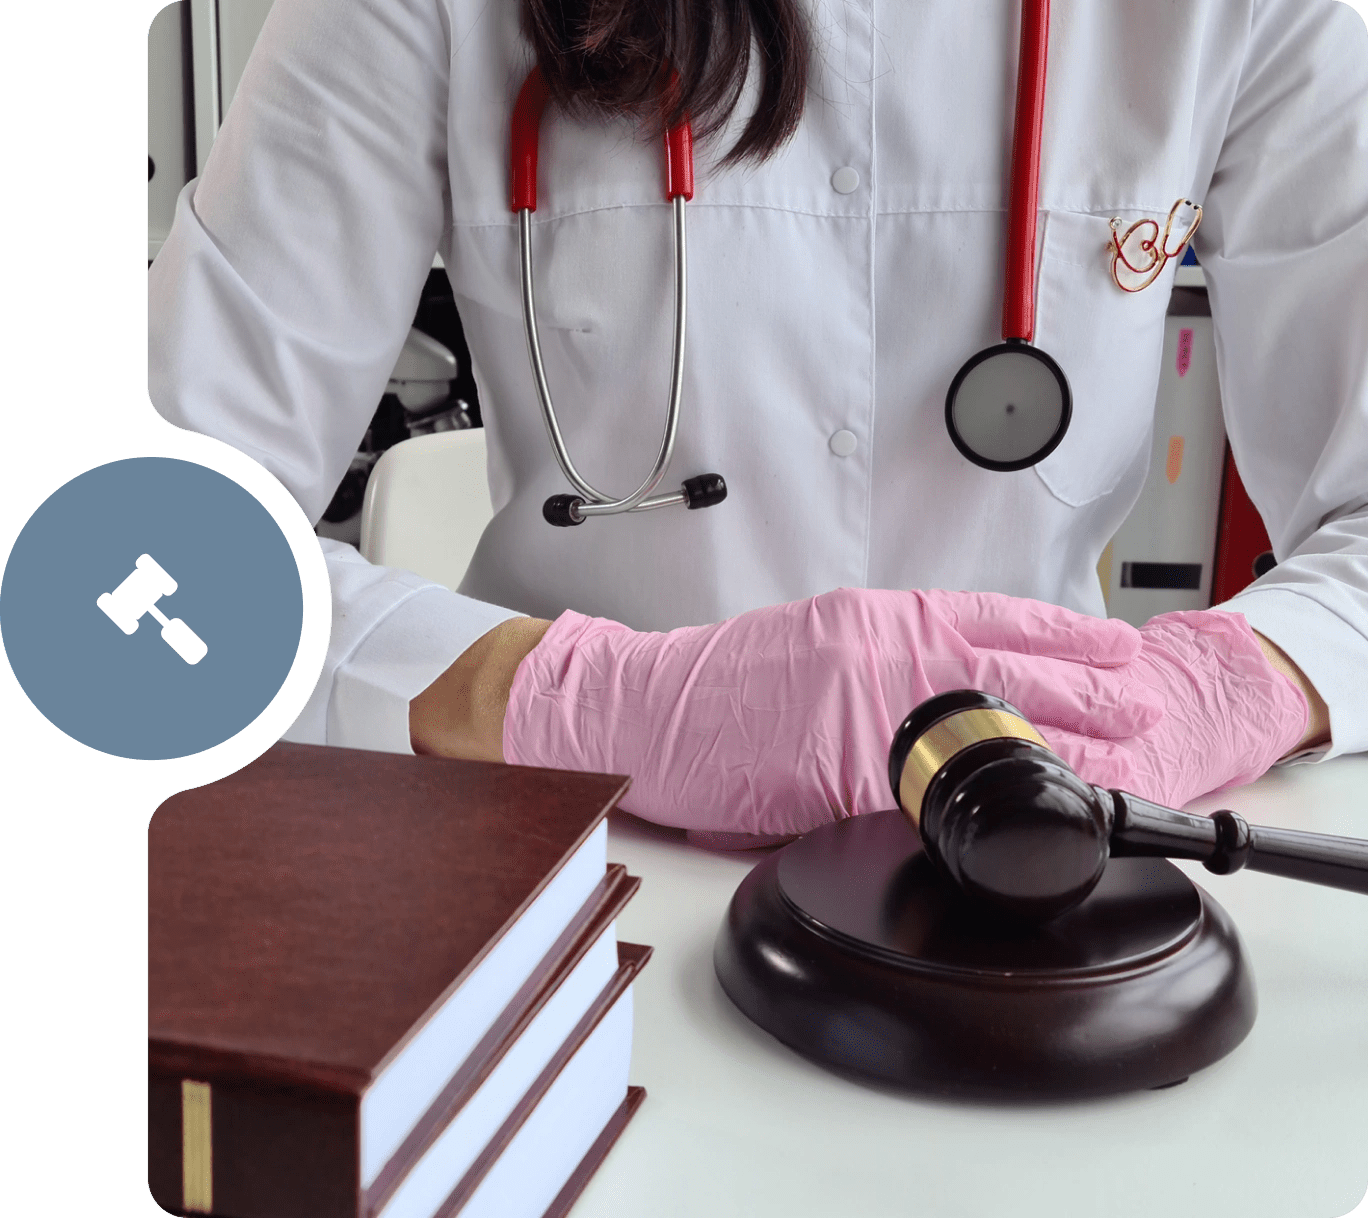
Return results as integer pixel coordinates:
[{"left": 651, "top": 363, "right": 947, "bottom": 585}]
[
  {"left": 503, "top": 587, "right": 1165, "bottom": 839},
  {"left": 1037, "top": 608, "right": 1309, "bottom": 811}
]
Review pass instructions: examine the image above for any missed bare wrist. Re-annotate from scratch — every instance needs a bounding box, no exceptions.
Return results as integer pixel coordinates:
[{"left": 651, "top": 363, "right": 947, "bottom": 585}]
[
  {"left": 1253, "top": 630, "right": 1331, "bottom": 754},
  {"left": 409, "top": 616, "right": 553, "bottom": 760}
]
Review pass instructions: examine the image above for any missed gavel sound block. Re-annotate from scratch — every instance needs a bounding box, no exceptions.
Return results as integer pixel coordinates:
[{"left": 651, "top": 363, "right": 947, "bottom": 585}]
[{"left": 714, "top": 690, "right": 1368, "bottom": 1100}]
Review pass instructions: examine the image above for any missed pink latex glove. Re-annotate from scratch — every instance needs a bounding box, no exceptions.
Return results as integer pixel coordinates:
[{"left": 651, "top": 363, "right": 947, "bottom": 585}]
[
  {"left": 1039, "top": 609, "right": 1309, "bottom": 811},
  {"left": 503, "top": 588, "right": 1165, "bottom": 839}
]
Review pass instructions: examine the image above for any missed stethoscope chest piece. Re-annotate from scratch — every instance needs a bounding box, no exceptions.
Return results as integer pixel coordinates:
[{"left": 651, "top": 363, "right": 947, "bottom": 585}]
[
  {"left": 945, "top": 340, "right": 1071, "bottom": 471},
  {"left": 941, "top": 0, "right": 1074, "bottom": 474}
]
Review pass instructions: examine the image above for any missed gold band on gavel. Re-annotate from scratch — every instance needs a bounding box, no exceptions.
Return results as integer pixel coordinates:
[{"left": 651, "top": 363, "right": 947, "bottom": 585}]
[{"left": 898, "top": 708, "right": 1050, "bottom": 826}]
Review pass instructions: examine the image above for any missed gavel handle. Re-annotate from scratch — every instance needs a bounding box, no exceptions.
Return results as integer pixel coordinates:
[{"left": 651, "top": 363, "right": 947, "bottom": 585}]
[{"left": 1106, "top": 791, "right": 1368, "bottom": 897}]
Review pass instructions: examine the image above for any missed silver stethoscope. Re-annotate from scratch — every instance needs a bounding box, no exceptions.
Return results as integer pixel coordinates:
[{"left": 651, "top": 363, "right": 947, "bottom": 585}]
[
  {"left": 511, "top": 67, "right": 726, "bottom": 527},
  {"left": 511, "top": 0, "right": 1176, "bottom": 526}
]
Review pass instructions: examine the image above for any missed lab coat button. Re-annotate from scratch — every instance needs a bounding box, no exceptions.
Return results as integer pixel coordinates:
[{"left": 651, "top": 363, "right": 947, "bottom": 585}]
[
  {"left": 831, "top": 167, "right": 860, "bottom": 195},
  {"left": 829, "top": 429, "right": 858, "bottom": 457}
]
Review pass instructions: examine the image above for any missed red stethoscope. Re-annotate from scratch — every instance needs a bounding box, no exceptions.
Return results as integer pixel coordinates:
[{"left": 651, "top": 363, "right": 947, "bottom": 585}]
[
  {"left": 511, "top": 67, "right": 726, "bottom": 527},
  {"left": 946, "top": 2, "right": 1198, "bottom": 470},
  {"left": 944, "top": 0, "right": 1074, "bottom": 472},
  {"left": 512, "top": 0, "right": 1194, "bottom": 525}
]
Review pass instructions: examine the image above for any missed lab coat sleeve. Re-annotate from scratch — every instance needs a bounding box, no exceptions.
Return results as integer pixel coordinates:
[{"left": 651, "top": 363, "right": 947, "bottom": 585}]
[
  {"left": 148, "top": 0, "right": 521, "bottom": 750},
  {"left": 281, "top": 541, "right": 519, "bottom": 752},
  {"left": 1196, "top": 0, "right": 1368, "bottom": 759}
]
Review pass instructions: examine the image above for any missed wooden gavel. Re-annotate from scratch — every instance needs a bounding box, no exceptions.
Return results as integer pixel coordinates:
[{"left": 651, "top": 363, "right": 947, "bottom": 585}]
[{"left": 887, "top": 690, "right": 1368, "bottom": 922}]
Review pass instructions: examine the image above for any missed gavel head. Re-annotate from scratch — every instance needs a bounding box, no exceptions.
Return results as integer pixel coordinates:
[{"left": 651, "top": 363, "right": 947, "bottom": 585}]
[{"left": 887, "top": 690, "right": 1117, "bottom": 922}]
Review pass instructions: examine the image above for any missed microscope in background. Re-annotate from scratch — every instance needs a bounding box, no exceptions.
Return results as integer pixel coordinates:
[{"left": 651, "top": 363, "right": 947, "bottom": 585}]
[{"left": 316, "top": 272, "right": 483, "bottom": 548}]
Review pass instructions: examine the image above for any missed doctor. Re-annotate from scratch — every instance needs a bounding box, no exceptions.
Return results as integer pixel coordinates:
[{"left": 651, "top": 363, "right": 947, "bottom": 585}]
[{"left": 151, "top": 0, "right": 1366, "bottom": 839}]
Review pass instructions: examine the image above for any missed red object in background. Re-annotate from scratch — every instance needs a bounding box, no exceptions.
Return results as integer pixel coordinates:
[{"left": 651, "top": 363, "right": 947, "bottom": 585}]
[{"left": 1212, "top": 446, "right": 1276, "bottom": 604}]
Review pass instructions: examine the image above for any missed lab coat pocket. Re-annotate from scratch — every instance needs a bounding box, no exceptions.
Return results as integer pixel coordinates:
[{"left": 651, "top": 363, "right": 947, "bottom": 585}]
[{"left": 1032, "top": 210, "right": 1173, "bottom": 507}]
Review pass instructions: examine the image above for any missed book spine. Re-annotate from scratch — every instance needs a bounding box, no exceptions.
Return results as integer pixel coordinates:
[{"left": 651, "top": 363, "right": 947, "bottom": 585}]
[{"left": 148, "top": 1072, "right": 361, "bottom": 1218}]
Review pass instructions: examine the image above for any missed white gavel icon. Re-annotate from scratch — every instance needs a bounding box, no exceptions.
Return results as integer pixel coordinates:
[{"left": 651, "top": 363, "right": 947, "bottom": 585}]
[{"left": 97, "top": 553, "right": 208, "bottom": 665}]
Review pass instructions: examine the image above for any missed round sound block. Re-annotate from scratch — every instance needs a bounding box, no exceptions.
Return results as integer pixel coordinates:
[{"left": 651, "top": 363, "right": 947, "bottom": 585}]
[{"left": 714, "top": 809, "right": 1256, "bottom": 1099}]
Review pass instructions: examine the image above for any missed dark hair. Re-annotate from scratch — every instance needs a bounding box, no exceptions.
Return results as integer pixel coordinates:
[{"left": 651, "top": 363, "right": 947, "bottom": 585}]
[{"left": 521, "top": 0, "right": 811, "bottom": 165}]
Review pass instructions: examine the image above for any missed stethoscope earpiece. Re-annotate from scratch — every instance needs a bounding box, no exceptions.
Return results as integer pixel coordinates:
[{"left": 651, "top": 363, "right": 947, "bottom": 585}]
[
  {"left": 543, "top": 473, "right": 727, "bottom": 527},
  {"left": 682, "top": 473, "right": 728, "bottom": 509},
  {"left": 543, "top": 495, "right": 586, "bottom": 527}
]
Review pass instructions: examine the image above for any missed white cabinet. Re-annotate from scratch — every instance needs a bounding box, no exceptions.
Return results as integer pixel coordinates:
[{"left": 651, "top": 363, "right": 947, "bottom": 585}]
[
  {"left": 215, "top": 0, "right": 277, "bottom": 114},
  {"left": 148, "top": 2, "right": 194, "bottom": 260},
  {"left": 185, "top": 0, "right": 277, "bottom": 158},
  {"left": 148, "top": 0, "right": 276, "bottom": 260}
]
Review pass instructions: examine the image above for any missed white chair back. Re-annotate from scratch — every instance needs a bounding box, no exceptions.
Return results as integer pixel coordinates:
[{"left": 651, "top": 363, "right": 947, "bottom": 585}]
[{"left": 360, "top": 428, "right": 493, "bottom": 591}]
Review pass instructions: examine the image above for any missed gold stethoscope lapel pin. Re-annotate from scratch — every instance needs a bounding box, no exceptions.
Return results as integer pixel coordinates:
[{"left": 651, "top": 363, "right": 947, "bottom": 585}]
[{"left": 1108, "top": 198, "right": 1203, "bottom": 293}]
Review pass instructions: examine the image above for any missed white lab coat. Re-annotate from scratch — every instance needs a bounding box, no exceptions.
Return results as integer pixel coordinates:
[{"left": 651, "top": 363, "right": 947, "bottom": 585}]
[{"left": 150, "top": 0, "right": 1368, "bottom": 759}]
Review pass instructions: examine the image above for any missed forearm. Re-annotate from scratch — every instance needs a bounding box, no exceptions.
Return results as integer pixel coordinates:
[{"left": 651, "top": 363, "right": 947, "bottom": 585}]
[
  {"left": 1254, "top": 630, "right": 1331, "bottom": 754},
  {"left": 410, "top": 616, "right": 553, "bottom": 760}
]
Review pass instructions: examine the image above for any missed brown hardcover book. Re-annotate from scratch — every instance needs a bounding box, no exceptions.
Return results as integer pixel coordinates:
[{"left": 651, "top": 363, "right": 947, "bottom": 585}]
[{"left": 149, "top": 743, "right": 640, "bottom": 1218}]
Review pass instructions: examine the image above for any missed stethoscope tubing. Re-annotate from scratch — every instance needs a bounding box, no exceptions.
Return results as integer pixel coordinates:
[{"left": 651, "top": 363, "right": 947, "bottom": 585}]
[
  {"left": 512, "top": 65, "right": 716, "bottom": 525},
  {"left": 516, "top": 1, "right": 1081, "bottom": 501},
  {"left": 941, "top": 0, "right": 1074, "bottom": 474},
  {"left": 517, "top": 197, "right": 690, "bottom": 519},
  {"left": 1002, "top": 0, "right": 1050, "bottom": 343}
]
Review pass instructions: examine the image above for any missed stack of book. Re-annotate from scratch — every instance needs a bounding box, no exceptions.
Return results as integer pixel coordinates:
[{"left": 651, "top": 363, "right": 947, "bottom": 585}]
[{"left": 149, "top": 743, "right": 648, "bottom": 1218}]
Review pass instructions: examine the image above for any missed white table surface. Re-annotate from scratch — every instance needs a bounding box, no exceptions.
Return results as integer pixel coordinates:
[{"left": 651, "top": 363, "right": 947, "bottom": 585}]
[{"left": 575, "top": 758, "right": 1368, "bottom": 1218}]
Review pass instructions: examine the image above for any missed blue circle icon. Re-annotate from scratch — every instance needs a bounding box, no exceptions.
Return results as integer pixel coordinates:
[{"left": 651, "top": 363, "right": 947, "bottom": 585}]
[{"left": 2, "top": 458, "right": 304, "bottom": 759}]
